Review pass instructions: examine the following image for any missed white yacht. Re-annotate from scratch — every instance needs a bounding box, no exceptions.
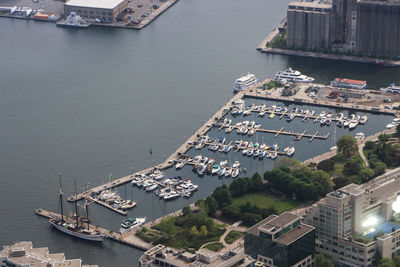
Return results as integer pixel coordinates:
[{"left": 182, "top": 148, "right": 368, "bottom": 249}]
[
  {"left": 275, "top": 68, "right": 315, "bottom": 83},
  {"left": 233, "top": 73, "right": 258, "bottom": 93}
]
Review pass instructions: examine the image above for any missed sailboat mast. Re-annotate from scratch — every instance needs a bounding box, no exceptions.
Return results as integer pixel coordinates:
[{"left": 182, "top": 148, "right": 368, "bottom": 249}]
[
  {"left": 74, "top": 180, "right": 79, "bottom": 228},
  {"left": 85, "top": 184, "right": 90, "bottom": 230},
  {"left": 59, "top": 173, "right": 64, "bottom": 223}
]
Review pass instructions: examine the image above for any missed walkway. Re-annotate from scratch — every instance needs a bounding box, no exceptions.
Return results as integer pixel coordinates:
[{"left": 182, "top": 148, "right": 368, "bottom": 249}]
[{"left": 199, "top": 221, "right": 247, "bottom": 251}]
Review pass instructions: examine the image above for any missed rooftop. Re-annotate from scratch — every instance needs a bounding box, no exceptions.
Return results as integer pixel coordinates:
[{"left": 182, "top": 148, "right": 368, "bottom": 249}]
[
  {"left": 276, "top": 224, "right": 315, "bottom": 245},
  {"left": 65, "top": 0, "right": 125, "bottom": 9},
  {"left": 259, "top": 212, "right": 299, "bottom": 233},
  {"left": 0, "top": 241, "right": 97, "bottom": 267},
  {"left": 288, "top": 1, "right": 332, "bottom": 9}
]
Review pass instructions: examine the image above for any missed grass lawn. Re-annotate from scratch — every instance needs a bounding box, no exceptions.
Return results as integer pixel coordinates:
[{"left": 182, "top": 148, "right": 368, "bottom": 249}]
[
  {"left": 231, "top": 192, "right": 300, "bottom": 214},
  {"left": 224, "top": 230, "right": 244, "bottom": 244},
  {"left": 204, "top": 242, "right": 224, "bottom": 252}
]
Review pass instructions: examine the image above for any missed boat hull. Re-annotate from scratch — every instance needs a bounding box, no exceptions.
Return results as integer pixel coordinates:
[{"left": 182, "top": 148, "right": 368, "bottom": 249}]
[{"left": 49, "top": 220, "right": 104, "bottom": 242}]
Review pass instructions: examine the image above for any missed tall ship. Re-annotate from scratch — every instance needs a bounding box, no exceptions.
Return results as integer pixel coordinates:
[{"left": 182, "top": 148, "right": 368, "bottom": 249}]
[
  {"left": 49, "top": 175, "right": 105, "bottom": 242},
  {"left": 233, "top": 73, "right": 258, "bottom": 93},
  {"left": 330, "top": 78, "right": 367, "bottom": 89},
  {"left": 274, "top": 68, "right": 315, "bottom": 83}
]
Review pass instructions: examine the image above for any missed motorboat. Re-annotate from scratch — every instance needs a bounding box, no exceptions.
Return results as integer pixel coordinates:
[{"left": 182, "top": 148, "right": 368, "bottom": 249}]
[
  {"left": 232, "top": 160, "right": 240, "bottom": 168},
  {"left": 220, "top": 160, "right": 228, "bottom": 167},
  {"left": 218, "top": 168, "right": 226, "bottom": 177},
  {"left": 225, "top": 167, "right": 232, "bottom": 177},
  {"left": 272, "top": 144, "right": 279, "bottom": 151},
  {"left": 348, "top": 120, "right": 358, "bottom": 129},
  {"left": 146, "top": 184, "right": 158, "bottom": 192},
  {"left": 287, "top": 146, "right": 295, "bottom": 156},
  {"left": 337, "top": 120, "right": 344, "bottom": 127},
  {"left": 231, "top": 168, "right": 240, "bottom": 178},
  {"left": 175, "top": 161, "right": 185, "bottom": 169},
  {"left": 121, "top": 200, "right": 137, "bottom": 210},
  {"left": 120, "top": 217, "right": 146, "bottom": 233},
  {"left": 275, "top": 68, "right": 315, "bottom": 83},
  {"left": 359, "top": 115, "right": 368, "bottom": 124},
  {"left": 247, "top": 149, "right": 253, "bottom": 157},
  {"left": 269, "top": 113, "right": 275, "bottom": 119},
  {"left": 211, "top": 165, "right": 220, "bottom": 175},
  {"left": 270, "top": 151, "right": 278, "bottom": 159},
  {"left": 355, "top": 132, "right": 365, "bottom": 140},
  {"left": 286, "top": 113, "right": 295, "bottom": 121},
  {"left": 164, "top": 191, "right": 180, "bottom": 200},
  {"left": 233, "top": 73, "right": 258, "bottom": 93}
]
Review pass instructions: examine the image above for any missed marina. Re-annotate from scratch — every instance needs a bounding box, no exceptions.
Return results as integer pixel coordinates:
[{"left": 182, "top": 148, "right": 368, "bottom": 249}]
[{"left": 65, "top": 77, "right": 397, "bottom": 212}]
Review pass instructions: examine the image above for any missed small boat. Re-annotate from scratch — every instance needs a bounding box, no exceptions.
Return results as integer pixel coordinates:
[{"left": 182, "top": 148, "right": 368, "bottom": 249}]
[
  {"left": 286, "top": 113, "right": 295, "bottom": 121},
  {"left": 197, "top": 164, "right": 206, "bottom": 176},
  {"left": 224, "top": 146, "right": 231, "bottom": 153},
  {"left": 348, "top": 120, "right": 358, "bottom": 129},
  {"left": 336, "top": 113, "right": 344, "bottom": 120},
  {"left": 146, "top": 184, "right": 158, "bottom": 192},
  {"left": 120, "top": 217, "right": 146, "bottom": 233},
  {"left": 247, "top": 149, "right": 253, "bottom": 157},
  {"left": 387, "top": 123, "right": 396, "bottom": 129},
  {"left": 259, "top": 151, "right": 266, "bottom": 159},
  {"left": 359, "top": 115, "right": 368, "bottom": 124},
  {"left": 270, "top": 151, "right": 278, "bottom": 159},
  {"left": 175, "top": 161, "right": 185, "bottom": 169},
  {"left": 220, "top": 160, "right": 228, "bottom": 167},
  {"left": 242, "top": 148, "right": 248, "bottom": 155},
  {"left": 164, "top": 191, "right": 180, "bottom": 200},
  {"left": 337, "top": 120, "right": 344, "bottom": 127},
  {"left": 269, "top": 113, "right": 275, "bottom": 119},
  {"left": 258, "top": 111, "right": 265, "bottom": 117},
  {"left": 355, "top": 132, "right": 365, "bottom": 140},
  {"left": 343, "top": 119, "right": 350, "bottom": 127},
  {"left": 232, "top": 160, "right": 240, "bottom": 168},
  {"left": 211, "top": 165, "right": 220, "bottom": 175},
  {"left": 272, "top": 144, "right": 279, "bottom": 151},
  {"left": 231, "top": 168, "right": 240, "bottom": 178},
  {"left": 320, "top": 118, "right": 327, "bottom": 125},
  {"left": 287, "top": 146, "right": 295, "bottom": 156},
  {"left": 224, "top": 168, "right": 231, "bottom": 177},
  {"left": 121, "top": 200, "right": 137, "bottom": 210},
  {"left": 218, "top": 168, "right": 226, "bottom": 177},
  {"left": 208, "top": 158, "right": 215, "bottom": 165}
]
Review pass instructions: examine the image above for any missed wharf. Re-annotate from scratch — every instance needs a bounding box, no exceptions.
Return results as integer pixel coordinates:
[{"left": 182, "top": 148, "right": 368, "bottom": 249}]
[{"left": 34, "top": 208, "right": 152, "bottom": 251}]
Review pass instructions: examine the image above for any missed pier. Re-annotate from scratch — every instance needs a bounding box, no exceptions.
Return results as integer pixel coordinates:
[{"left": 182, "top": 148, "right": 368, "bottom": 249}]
[{"left": 213, "top": 123, "right": 329, "bottom": 141}]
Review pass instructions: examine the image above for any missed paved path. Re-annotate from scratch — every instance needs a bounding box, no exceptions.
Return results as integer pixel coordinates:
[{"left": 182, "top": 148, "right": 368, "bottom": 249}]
[{"left": 199, "top": 221, "right": 246, "bottom": 251}]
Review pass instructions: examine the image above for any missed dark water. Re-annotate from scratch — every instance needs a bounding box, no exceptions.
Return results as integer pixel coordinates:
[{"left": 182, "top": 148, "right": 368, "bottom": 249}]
[{"left": 0, "top": 0, "right": 399, "bottom": 266}]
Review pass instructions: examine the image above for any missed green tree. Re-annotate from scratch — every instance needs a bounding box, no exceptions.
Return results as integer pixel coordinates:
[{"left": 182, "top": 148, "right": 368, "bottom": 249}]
[
  {"left": 190, "top": 226, "right": 199, "bottom": 236},
  {"left": 199, "top": 225, "right": 208, "bottom": 236},
  {"left": 311, "top": 170, "right": 333, "bottom": 194},
  {"left": 212, "top": 185, "right": 232, "bottom": 208},
  {"left": 392, "top": 254, "right": 400, "bottom": 267},
  {"left": 315, "top": 254, "right": 334, "bottom": 267},
  {"left": 337, "top": 134, "right": 358, "bottom": 158},
  {"left": 222, "top": 205, "right": 241, "bottom": 220},
  {"left": 333, "top": 175, "right": 351, "bottom": 190},
  {"left": 342, "top": 162, "right": 362, "bottom": 176},
  {"left": 273, "top": 156, "right": 301, "bottom": 169},
  {"left": 205, "top": 196, "right": 218, "bottom": 216},
  {"left": 379, "top": 258, "right": 395, "bottom": 267},
  {"left": 250, "top": 172, "right": 264, "bottom": 192},
  {"left": 317, "top": 159, "right": 335, "bottom": 172},
  {"left": 182, "top": 206, "right": 192, "bottom": 217}
]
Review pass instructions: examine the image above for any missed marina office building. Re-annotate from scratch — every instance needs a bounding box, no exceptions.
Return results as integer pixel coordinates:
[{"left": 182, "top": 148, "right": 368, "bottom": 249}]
[
  {"left": 244, "top": 212, "right": 315, "bottom": 267},
  {"left": 64, "top": 0, "right": 128, "bottom": 22},
  {"left": 303, "top": 171, "right": 400, "bottom": 267}
]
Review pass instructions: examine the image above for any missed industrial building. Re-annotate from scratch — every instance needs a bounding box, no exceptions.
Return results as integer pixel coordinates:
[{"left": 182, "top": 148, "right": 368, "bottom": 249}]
[
  {"left": 303, "top": 169, "right": 400, "bottom": 266},
  {"left": 286, "top": 0, "right": 400, "bottom": 57},
  {"left": 244, "top": 212, "right": 315, "bottom": 267},
  {"left": 64, "top": 0, "right": 128, "bottom": 22},
  {"left": 0, "top": 241, "right": 97, "bottom": 267}
]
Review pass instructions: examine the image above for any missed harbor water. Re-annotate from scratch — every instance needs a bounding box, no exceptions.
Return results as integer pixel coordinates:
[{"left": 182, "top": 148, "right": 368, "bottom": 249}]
[{"left": 0, "top": 0, "right": 400, "bottom": 265}]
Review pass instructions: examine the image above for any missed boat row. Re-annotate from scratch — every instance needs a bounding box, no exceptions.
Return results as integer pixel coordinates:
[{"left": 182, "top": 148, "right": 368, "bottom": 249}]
[
  {"left": 193, "top": 135, "right": 295, "bottom": 159},
  {"left": 95, "top": 190, "right": 137, "bottom": 210},
  {"left": 131, "top": 172, "right": 199, "bottom": 200}
]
